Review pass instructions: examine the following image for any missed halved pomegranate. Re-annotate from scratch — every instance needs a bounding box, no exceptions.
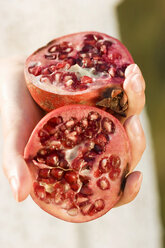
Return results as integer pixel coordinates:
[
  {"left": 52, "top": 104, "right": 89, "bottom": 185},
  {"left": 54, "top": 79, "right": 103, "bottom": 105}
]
[
  {"left": 24, "top": 105, "right": 131, "bottom": 222},
  {"left": 24, "top": 31, "right": 134, "bottom": 117}
]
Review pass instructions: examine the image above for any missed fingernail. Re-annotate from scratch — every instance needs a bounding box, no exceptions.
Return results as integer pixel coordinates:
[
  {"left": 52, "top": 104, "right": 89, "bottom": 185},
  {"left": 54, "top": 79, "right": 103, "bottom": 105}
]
[
  {"left": 129, "top": 115, "right": 142, "bottom": 135},
  {"left": 132, "top": 74, "right": 143, "bottom": 93},
  {"left": 9, "top": 177, "right": 19, "bottom": 202},
  {"left": 132, "top": 64, "right": 141, "bottom": 74},
  {"left": 135, "top": 173, "right": 143, "bottom": 191}
]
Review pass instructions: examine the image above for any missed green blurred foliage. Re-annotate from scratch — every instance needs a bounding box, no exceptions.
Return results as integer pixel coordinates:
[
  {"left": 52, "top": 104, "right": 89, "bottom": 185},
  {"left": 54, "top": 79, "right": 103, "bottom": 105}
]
[{"left": 117, "top": 0, "right": 165, "bottom": 246}]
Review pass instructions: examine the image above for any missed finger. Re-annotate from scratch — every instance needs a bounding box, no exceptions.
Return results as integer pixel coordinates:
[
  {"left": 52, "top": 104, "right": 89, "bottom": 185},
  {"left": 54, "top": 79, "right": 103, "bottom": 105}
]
[
  {"left": 124, "top": 115, "right": 146, "bottom": 171},
  {"left": 3, "top": 133, "right": 32, "bottom": 202},
  {"left": 115, "top": 171, "right": 143, "bottom": 207},
  {"left": 124, "top": 64, "right": 145, "bottom": 116},
  {"left": 125, "top": 64, "right": 146, "bottom": 90}
]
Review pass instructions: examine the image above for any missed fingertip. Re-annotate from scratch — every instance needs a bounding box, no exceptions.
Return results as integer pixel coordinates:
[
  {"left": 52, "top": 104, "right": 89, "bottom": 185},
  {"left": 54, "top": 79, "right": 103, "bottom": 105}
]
[
  {"left": 9, "top": 176, "right": 19, "bottom": 202},
  {"left": 123, "top": 72, "right": 145, "bottom": 116},
  {"left": 125, "top": 171, "right": 143, "bottom": 195},
  {"left": 115, "top": 171, "right": 143, "bottom": 207},
  {"left": 125, "top": 64, "right": 141, "bottom": 77},
  {"left": 5, "top": 156, "right": 32, "bottom": 202}
]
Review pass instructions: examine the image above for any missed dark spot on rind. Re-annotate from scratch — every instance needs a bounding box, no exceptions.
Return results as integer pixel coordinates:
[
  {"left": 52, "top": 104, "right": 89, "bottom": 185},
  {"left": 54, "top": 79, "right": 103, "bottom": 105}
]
[{"left": 118, "top": 163, "right": 130, "bottom": 196}]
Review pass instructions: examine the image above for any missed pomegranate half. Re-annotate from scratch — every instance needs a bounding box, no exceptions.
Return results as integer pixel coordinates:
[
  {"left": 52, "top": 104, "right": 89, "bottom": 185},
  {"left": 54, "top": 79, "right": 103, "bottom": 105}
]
[
  {"left": 24, "top": 31, "right": 134, "bottom": 117},
  {"left": 24, "top": 105, "right": 131, "bottom": 222}
]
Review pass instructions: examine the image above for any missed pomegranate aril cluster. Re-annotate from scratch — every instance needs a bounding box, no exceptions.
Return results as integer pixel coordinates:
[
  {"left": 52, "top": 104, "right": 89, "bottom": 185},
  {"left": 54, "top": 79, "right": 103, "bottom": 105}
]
[
  {"left": 28, "top": 33, "right": 130, "bottom": 91},
  {"left": 33, "top": 111, "right": 122, "bottom": 217}
]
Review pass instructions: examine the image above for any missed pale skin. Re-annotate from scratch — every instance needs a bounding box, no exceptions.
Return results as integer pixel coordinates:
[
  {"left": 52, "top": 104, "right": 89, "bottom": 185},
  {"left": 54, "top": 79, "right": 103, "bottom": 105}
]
[{"left": 0, "top": 57, "right": 146, "bottom": 208}]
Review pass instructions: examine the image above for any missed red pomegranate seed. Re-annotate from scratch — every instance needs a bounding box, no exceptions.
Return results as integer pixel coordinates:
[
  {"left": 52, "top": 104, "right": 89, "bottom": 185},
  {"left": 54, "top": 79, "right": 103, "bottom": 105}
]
[
  {"left": 70, "top": 183, "right": 79, "bottom": 191},
  {"left": 92, "top": 144, "right": 104, "bottom": 154},
  {"left": 46, "top": 153, "right": 59, "bottom": 167},
  {"left": 40, "top": 74, "right": 55, "bottom": 84},
  {"left": 94, "top": 169, "right": 103, "bottom": 178},
  {"left": 65, "top": 118, "right": 77, "bottom": 128},
  {"left": 28, "top": 65, "right": 42, "bottom": 76},
  {"left": 59, "top": 159, "right": 69, "bottom": 169},
  {"left": 38, "top": 129, "right": 50, "bottom": 143},
  {"left": 108, "top": 67, "right": 116, "bottom": 77},
  {"left": 47, "top": 116, "right": 63, "bottom": 127},
  {"left": 81, "top": 76, "right": 93, "bottom": 84},
  {"left": 56, "top": 62, "right": 66, "bottom": 69},
  {"left": 99, "top": 157, "right": 111, "bottom": 173},
  {"left": 67, "top": 57, "right": 76, "bottom": 66},
  {"left": 34, "top": 183, "right": 46, "bottom": 200},
  {"left": 59, "top": 53, "right": 68, "bottom": 60},
  {"left": 43, "top": 123, "right": 55, "bottom": 135},
  {"left": 54, "top": 72, "right": 62, "bottom": 83},
  {"left": 81, "top": 44, "right": 93, "bottom": 53},
  {"left": 44, "top": 192, "right": 53, "bottom": 204},
  {"left": 54, "top": 182, "right": 64, "bottom": 193},
  {"left": 39, "top": 177, "right": 56, "bottom": 184},
  {"left": 86, "top": 204, "right": 96, "bottom": 216},
  {"left": 64, "top": 47, "right": 73, "bottom": 53},
  {"left": 81, "top": 118, "right": 88, "bottom": 128},
  {"left": 97, "top": 177, "right": 110, "bottom": 190},
  {"left": 80, "top": 185, "right": 93, "bottom": 196},
  {"left": 76, "top": 194, "right": 89, "bottom": 206},
  {"left": 101, "top": 117, "right": 115, "bottom": 134},
  {"left": 53, "top": 192, "right": 64, "bottom": 205},
  {"left": 49, "top": 64, "right": 57, "bottom": 72},
  {"left": 45, "top": 54, "right": 57, "bottom": 60},
  {"left": 80, "top": 203, "right": 93, "bottom": 215},
  {"left": 42, "top": 67, "right": 51, "bottom": 75},
  {"left": 94, "top": 199, "right": 105, "bottom": 211},
  {"left": 39, "top": 168, "right": 50, "bottom": 178},
  {"left": 82, "top": 57, "right": 93, "bottom": 68},
  {"left": 109, "top": 168, "right": 121, "bottom": 180},
  {"left": 51, "top": 168, "right": 64, "bottom": 180},
  {"left": 84, "top": 34, "right": 95, "bottom": 40},
  {"left": 95, "top": 132, "right": 109, "bottom": 145},
  {"left": 95, "top": 63, "right": 109, "bottom": 72},
  {"left": 109, "top": 155, "right": 121, "bottom": 168},
  {"left": 48, "top": 45, "right": 59, "bottom": 53},
  {"left": 67, "top": 207, "right": 78, "bottom": 216},
  {"left": 64, "top": 171, "right": 77, "bottom": 185},
  {"left": 38, "top": 148, "right": 49, "bottom": 156},
  {"left": 88, "top": 111, "right": 101, "bottom": 121}
]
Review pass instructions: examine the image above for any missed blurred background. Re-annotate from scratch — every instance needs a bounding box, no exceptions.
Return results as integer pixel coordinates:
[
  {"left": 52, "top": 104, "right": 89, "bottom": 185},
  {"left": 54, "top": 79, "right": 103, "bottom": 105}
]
[{"left": 118, "top": 0, "right": 165, "bottom": 246}]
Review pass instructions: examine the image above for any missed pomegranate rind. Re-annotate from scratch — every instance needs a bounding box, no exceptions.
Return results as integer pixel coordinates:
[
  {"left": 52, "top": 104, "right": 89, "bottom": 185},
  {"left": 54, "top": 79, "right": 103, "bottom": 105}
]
[
  {"left": 24, "top": 31, "right": 134, "bottom": 112},
  {"left": 24, "top": 105, "right": 131, "bottom": 223}
]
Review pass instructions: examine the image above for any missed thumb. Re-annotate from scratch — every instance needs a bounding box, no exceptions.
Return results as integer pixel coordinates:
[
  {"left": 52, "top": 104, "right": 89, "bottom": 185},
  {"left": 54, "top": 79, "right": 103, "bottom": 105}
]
[{"left": 3, "top": 132, "right": 32, "bottom": 202}]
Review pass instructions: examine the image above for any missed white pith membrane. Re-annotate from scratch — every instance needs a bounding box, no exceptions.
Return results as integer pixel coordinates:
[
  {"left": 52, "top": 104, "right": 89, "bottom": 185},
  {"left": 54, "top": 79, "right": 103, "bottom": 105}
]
[
  {"left": 27, "top": 107, "right": 130, "bottom": 220},
  {"left": 26, "top": 32, "right": 132, "bottom": 95}
]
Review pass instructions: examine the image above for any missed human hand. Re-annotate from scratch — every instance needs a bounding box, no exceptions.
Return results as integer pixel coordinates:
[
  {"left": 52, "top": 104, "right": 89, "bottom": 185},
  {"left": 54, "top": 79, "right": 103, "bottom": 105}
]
[
  {"left": 0, "top": 57, "right": 44, "bottom": 201},
  {"left": 0, "top": 58, "right": 146, "bottom": 207}
]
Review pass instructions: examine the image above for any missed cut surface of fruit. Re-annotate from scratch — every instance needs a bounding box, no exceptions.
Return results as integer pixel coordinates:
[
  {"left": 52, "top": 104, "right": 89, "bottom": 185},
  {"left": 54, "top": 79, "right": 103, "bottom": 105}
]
[
  {"left": 24, "top": 105, "right": 131, "bottom": 222},
  {"left": 24, "top": 31, "right": 134, "bottom": 115}
]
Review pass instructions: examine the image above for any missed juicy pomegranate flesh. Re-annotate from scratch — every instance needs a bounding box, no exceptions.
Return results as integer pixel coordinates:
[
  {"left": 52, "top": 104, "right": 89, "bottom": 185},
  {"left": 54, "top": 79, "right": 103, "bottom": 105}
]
[
  {"left": 25, "top": 32, "right": 134, "bottom": 115},
  {"left": 24, "top": 105, "right": 130, "bottom": 222}
]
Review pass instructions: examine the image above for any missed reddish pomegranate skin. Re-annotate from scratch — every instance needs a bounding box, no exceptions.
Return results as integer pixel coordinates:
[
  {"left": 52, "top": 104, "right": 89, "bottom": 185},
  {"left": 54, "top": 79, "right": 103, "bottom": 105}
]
[
  {"left": 24, "top": 31, "right": 134, "bottom": 115},
  {"left": 24, "top": 105, "right": 131, "bottom": 223}
]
